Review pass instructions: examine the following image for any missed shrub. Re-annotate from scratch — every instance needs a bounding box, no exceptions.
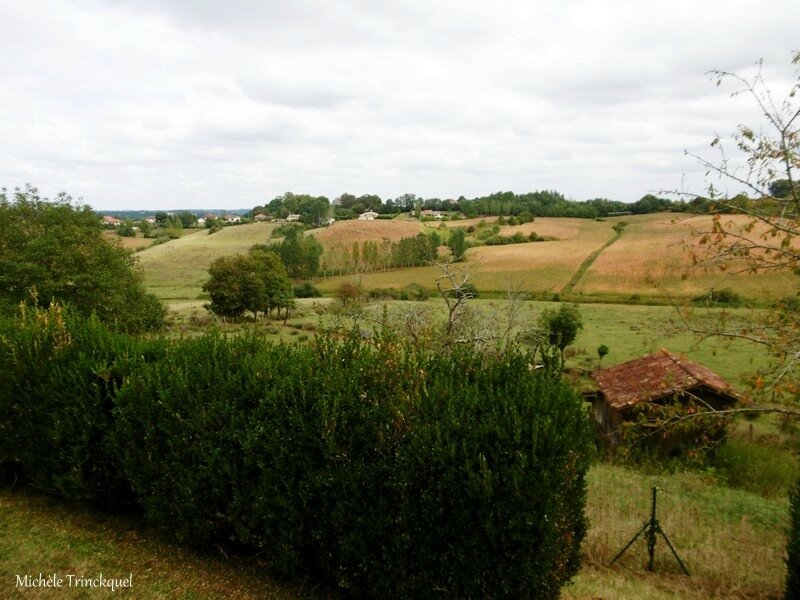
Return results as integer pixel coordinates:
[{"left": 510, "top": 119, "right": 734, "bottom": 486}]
[
  {"left": 113, "top": 332, "right": 589, "bottom": 596},
  {"left": 336, "top": 282, "right": 361, "bottom": 304},
  {"left": 367, "top": 287, "right": 401, "bottom": 300},
  {"left": 692, "top": 287, "right": 743, "bottom": 307},
  {"left": 787, "top": 475, "right": 800, "bottom": 599},
  {"left": 0, "top": 305, "right": 165, "bottom": 506},
  {"left": 444, "top": 282, "right": 479, "bottom": 299},
  {"left": 294, "top": 281, "right": 322, "bottom": 298},
  {"left": 6, "top": 320, "right": 592, "bottom": 599},
  {"left": 511, "top": 231, "right": 527, "bottom": 243},
  {"left": 402, "top": 283, "right": 430, "bottom": 301},
  {"left": 714, "top": 438, "right": 799, "bottom": 498}
]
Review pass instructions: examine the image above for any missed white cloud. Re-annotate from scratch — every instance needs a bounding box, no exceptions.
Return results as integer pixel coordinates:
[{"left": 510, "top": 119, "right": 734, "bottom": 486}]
[{"left": 0, "top": 0, "right": 798, "bottom": 209}]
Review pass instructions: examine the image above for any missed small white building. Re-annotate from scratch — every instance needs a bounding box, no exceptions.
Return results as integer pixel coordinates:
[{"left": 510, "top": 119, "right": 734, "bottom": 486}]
[
  {"left": 358, "top": 211, "right": 379, "bottom": 220},
  {"left": 286, "top": 214, "right": 302, "bottom": 222}
]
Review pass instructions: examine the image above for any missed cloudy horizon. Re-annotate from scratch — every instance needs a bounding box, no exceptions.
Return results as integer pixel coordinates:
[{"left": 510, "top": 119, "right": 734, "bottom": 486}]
[{"left": 1, "top": 0, "right": 798, "bottom": 211}]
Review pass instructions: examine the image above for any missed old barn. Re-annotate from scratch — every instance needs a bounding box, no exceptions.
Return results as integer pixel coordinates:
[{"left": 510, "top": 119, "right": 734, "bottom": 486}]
[{"left": 585, "top": 349, "right": 739, "bottom": 443}]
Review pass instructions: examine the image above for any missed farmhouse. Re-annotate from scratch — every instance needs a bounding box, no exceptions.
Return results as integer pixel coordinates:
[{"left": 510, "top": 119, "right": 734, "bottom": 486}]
[
  {"left": 101, "top": 215, "right": 122, "bottom": 226},
  {"left": 421, "top": 209, "right": 444, "bottom": 219},
  {"left": 358, "top": 211, "right": 379, "bottom": 220},
  {"left": 286, "top": 214, "right": 301, "bottom": 222},
  {"left": 584, "top": 349, "right": 738, "bottom": 440}
]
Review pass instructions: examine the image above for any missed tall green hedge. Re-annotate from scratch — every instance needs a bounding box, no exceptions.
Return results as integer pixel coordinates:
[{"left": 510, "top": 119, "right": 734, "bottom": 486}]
[
  {"left": 0, "top": 305, "right": 165, "bottom": 505},
  {"left": 787, "top": 475, "right": 800, "bottom": 599},
  {"left": 1, "top": 311, "right": 591, "bottom": 599}
]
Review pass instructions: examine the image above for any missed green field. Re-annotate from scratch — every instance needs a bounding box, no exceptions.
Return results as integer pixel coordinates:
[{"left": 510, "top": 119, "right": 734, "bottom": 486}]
[{"left": 138, "top": 222, "right": 277, "bottom": 301}]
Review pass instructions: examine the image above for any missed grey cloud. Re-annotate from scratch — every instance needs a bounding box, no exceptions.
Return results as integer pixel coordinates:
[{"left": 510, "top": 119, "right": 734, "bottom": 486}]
[{"left": 237, "top": 77, "right": 351, "bottom": 109}]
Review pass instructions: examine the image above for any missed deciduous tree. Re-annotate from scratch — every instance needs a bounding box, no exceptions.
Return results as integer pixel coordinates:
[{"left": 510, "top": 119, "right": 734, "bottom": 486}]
[
  {"left": 0, "top": 185, "right": 165, "bottom": 332},
  {"left": 680, "top": 53, "right": 800, "bottom": 401},
  {"left": 537, "top": 303, "right": 583, "bottom": 368}
]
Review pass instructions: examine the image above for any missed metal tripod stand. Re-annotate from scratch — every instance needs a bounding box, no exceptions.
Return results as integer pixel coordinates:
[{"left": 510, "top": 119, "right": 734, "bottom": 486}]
[{"left": 610, "top": 486, "right": 690, "bottom": 575}]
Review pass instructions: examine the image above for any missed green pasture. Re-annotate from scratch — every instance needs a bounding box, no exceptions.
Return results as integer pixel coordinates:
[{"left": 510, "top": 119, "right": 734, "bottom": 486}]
[
  {"left": 137, "top": 222, "right": 277, "bottom": 301},
  {"left": 161, "top": 296, "right": 774, "bottom": 390}
]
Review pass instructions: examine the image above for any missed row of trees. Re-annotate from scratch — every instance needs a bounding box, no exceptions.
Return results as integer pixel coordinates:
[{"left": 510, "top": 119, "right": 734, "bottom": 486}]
[
  {"left": 318, "top": 232, "right": 442, "bottom": 276},
  {"left": 250, "top": 190, "right": 710, "bottom": 224}
]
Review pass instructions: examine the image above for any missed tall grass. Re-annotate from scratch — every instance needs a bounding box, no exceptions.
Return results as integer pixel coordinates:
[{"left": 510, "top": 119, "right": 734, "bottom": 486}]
[{"left": 580, "top": 463, "right": 788, "bottom": 599}]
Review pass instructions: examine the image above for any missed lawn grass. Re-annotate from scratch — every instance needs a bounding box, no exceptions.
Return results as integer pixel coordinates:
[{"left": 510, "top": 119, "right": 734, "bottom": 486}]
[
  {"left": 0, "top": 488, "right": 332, "bottom": 600},
  {"left": 102, "top": 231, "right": 155, "bottom": 252}
]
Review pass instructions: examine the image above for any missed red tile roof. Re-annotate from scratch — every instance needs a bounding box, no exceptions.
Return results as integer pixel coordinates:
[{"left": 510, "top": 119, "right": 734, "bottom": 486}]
[{"left": 592, "top": 349, "right": 737, "bottom": 409}]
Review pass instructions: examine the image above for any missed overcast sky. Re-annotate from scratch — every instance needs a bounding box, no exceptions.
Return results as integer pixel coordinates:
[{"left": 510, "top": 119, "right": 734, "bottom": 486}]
[{"left": 1, "top": 0, "right": 798, "bottom": 210}]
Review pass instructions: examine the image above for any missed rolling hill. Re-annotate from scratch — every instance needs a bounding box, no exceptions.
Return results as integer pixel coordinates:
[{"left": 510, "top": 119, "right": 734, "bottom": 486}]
[{"left": 137, "top": 214, "right": 797, "bottom": 305}]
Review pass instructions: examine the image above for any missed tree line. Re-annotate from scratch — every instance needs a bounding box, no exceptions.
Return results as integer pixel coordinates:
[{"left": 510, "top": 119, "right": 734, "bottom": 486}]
[{"left": 249, "top": 190, "right": 713, "bottom": 224}]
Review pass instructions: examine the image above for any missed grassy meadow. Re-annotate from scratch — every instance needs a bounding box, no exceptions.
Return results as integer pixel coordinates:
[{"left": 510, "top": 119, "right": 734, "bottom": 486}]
[
  {"left": 137, "top": 222, "right": 277, "bottom": 301},
  {"left": 0, "top": 488, "right": 329, "bottom": 600}
]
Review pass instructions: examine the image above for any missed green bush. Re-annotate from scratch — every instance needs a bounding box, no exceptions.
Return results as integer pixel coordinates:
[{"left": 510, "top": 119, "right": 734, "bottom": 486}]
[
  {"left": 692, "top": 287, "right": 743, "bottom": 307},
  {"left": 294, "top": 281, "right": 322, "bottom": 298},
  {"left": 402, "top": 282, "right": 430, "bottom": 301},
  {"left": 367, "top": 287, "right": 401, "bottom": 300},
  {"left": 0, "top": 305, "right": 165, "bottom": 505},
  {"left": 714, "top": 438, "right": 800, "bottom": 498},
  {"left": 444, "top": 282, "right": 479, "bottom": 299},
  {"left": 112, "top": 331, "right": 589, "bottom": 596},
  {"left": 787, "top": 475, "right": 800, "bottom": 599},
  {"left": 3, "top": 317, "right": 591, "bottom": 598}
]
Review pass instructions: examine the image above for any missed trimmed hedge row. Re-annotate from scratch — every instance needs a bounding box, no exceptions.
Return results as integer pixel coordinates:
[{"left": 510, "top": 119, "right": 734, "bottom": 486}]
[
  {"left": 0, "top": 305, "right": 166, "bottom": 505},
  {"left": 0, "top": 307, "right": 591, "bottom": 599}
]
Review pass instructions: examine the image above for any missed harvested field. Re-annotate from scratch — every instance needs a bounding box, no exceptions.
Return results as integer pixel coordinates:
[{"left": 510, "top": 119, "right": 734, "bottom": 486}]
[
  {"left": 575, "top": 214, "right": 799, "bottom": 300},
  {"left": 311, "top": 219, "right": 422, "bottom": 247},
  {"left": 465, "top": 219, "right": 614, "bottom": 293},
  {"left": 501, "top": 217, "right": 606, "bottom": 240}
]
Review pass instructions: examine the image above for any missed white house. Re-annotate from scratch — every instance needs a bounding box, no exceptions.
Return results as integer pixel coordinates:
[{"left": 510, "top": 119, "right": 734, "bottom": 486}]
[
  {"left": 358, "top": 211, "right": 379, "bottom": 220},
  {"left": 286, "top": 214, "right": 302, "bottom": 222}
]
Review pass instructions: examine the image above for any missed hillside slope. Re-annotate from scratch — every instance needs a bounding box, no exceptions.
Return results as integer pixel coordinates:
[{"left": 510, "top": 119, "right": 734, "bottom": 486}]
[{"left": 138, "top": 222, "right": 277, "bottom": 300}]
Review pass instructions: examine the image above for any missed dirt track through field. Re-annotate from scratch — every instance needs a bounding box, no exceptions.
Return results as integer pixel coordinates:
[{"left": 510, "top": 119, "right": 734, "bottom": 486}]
[{"left": 561, "top": 229, "right": 623, "bottom": 295}]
